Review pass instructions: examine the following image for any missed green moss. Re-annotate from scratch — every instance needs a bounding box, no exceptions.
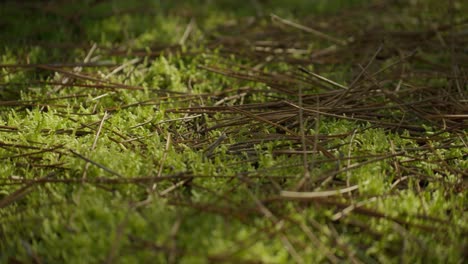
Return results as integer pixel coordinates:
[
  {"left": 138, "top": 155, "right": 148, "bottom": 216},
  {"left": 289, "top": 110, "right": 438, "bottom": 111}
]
[{"left": 1, "top": 0, "right": 466, "bottom": 263}]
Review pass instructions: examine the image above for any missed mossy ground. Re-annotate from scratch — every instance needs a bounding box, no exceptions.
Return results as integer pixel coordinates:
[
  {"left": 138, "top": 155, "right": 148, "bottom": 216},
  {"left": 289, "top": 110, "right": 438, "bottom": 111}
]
[{"left": 0, "top": 0, "right": 467, "bottom": 263}]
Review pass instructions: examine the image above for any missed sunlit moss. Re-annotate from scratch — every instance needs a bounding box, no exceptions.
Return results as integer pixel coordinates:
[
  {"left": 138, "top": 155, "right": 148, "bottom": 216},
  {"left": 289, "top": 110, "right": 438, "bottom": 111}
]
[{"left": 0, "top": 0, "right": 466, "bottom": 263}]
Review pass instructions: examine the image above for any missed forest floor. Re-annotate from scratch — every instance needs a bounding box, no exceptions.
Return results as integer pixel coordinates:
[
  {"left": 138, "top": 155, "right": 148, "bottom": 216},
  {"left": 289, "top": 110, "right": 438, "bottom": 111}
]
[{"left": 0, "top": 0, "right": 467, "bottom": 263}]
